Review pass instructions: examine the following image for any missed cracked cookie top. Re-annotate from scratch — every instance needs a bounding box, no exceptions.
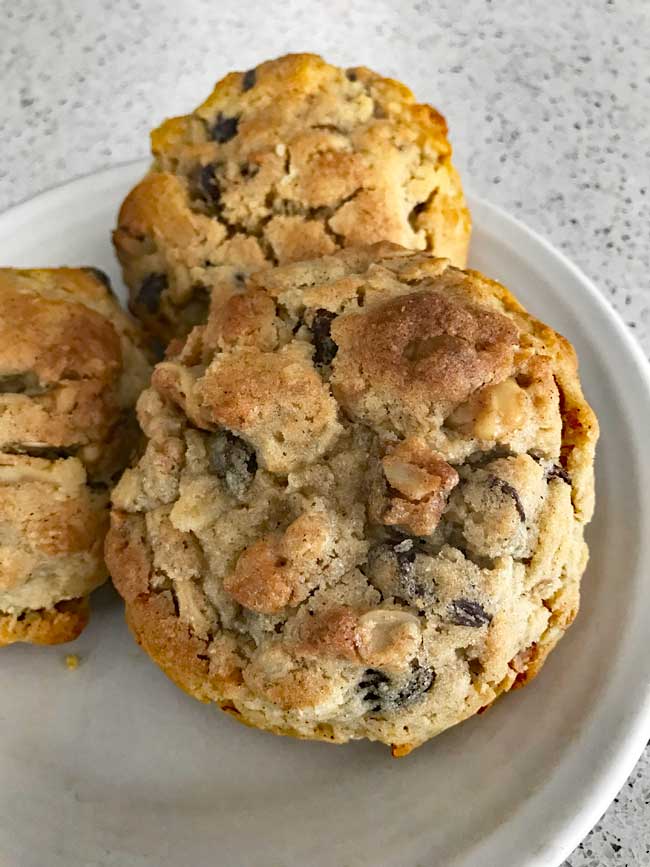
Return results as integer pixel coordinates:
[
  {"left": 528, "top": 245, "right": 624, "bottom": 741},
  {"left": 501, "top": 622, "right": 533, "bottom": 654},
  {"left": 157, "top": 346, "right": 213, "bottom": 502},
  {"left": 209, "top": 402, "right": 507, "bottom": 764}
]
[
  {"left": 114, "top": 52, "right": 471, "bottom": 341},
  {"left": 107, "top": 244, "right": 597, "bottom": 752}
]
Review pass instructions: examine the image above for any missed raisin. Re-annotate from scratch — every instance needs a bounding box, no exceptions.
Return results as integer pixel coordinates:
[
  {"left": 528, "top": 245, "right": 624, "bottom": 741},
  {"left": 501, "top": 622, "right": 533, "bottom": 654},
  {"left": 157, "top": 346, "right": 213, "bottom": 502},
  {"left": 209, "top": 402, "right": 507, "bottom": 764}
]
[
  {"left": 211, "top": 113, "right": 239, "bottom": 143},
  {"left": 83, "top": 267, "right": 112, "bottom": 291},
  {"left": 449, "top": 599, "right": 492, "bottom": 628},
  {"left": 310, "top": 309, "right": 338, "bottom": 366},
  {"left": 199, "top": 162, "right": 221, "bottom": 205},
  {"left": 135, "top": 274, "right": 167, "bottom": 314},
  {"left": 547, "top": 464, "right": 571, "bottom": 485},
  {"left": 207, "top": 431, "right": 257, "bottom": 498},
  {"left": 242, "top": 68, "right": 256, "bottom": 91},
  {"left": 488, "top": 476, "right": 526, "bottom": 522}
]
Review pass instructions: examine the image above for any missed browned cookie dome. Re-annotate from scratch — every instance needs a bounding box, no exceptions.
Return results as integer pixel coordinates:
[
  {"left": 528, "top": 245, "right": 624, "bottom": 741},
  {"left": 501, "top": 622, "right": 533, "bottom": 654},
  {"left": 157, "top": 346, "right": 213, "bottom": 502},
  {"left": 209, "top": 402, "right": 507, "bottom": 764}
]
[
  {"left": 107, "top": 245, "right": 597, "bottom": 753},
  {"left": 114, "top": 53, "right": 471, "bottom": 342}
]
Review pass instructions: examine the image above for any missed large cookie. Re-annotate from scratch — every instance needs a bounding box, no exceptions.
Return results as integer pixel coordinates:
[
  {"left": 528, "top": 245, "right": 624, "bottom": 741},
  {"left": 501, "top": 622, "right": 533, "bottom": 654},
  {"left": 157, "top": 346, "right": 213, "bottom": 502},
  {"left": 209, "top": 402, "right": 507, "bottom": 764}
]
[
  {"left": 0, "top": 268, "right": 150, "bottom": 645},
  {"left": 106, "top": 245, "right": 597, "bottom": 753},
  {"left": 114, "top": 53, "right": 471, "bottom": 341}
]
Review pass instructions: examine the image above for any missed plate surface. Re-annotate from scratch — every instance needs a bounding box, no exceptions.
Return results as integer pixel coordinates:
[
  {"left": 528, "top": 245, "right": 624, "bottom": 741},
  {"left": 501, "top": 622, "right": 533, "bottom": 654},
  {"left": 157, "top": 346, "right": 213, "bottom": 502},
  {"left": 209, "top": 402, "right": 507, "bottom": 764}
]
[{"left": 1, "top": 162, "right": 650, "bottom": 867}]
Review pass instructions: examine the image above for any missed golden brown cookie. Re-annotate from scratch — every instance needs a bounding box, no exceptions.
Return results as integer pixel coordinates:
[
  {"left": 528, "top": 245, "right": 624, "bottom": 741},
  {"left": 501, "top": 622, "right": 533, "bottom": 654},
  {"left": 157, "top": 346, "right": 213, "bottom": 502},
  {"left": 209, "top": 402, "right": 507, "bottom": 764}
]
[
  {"left": 0, "top": 268, "right": 151, "bottom": 645},
  {"left": 107, "top": 245, "right": 597, "bottom": 752},
  {"left": 114, "top": 53, "right": 471, "bottom": 341}
]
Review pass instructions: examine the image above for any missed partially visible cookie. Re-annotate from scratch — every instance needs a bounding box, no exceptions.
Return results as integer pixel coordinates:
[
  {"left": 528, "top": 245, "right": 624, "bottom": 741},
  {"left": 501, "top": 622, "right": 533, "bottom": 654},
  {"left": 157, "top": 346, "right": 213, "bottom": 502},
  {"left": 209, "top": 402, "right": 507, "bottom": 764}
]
[
  {"left": 114, "top": 52, "right": 471, "bottom": 341},
  {"left": 0, "top": 268, "right": 151, "bottom": 645},
  {"left": 107, "top": 244, "right": 598, "bottom": 753}
]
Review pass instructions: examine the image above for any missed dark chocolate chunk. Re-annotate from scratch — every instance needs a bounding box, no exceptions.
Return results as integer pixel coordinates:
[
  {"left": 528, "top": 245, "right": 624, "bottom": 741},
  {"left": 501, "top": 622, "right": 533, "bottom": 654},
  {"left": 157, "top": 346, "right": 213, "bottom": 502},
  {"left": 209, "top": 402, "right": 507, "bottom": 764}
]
[
  {"left": 135, "top": 273, "right": 167, "bottom": 314},
  {"left": 393, "top": 539, "right": 432, "bottom": 601},
  {"left": 395, "top": 661, "right": 436, "bottom": 706},
  {"left": 359, "top": 668, "right": 390, "bottom": 711},
  {"left": 242, "top": 68, "right": 256, "bottom": 91},
  {"left": 83, "top": 267, "right": 112, "bottom": 291},
  {"left": 547, "top": 464, "right": 572, "bottom": 485},
  {"left": 360, "top": 661, "right": 435, "bottom": 713},
  {"left": 210, "top": 112, "right": 239, "bottom": 143},
  {"left": 449, "top": 598, "right": 492, "bottom": 628},
  {"left": 199, "top": 162, "right": 221, "bottom": 205},
  {"left": 310, "top": 308, "right": 338, "bottom": 366},
  {"left": 207, "top": 430, "right": 257, "bottom": 498},
  {"left": 345, "top": 69, "right": 357, "bottom": 81},
  {"left": 488, "top": 476, "right": 526, "bottom": 522}
]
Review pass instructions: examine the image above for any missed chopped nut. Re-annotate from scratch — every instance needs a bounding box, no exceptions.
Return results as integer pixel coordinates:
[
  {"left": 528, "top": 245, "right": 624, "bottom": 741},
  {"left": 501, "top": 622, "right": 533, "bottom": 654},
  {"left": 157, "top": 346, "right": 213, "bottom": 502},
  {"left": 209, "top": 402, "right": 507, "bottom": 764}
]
[
  {"left": 371, "top": 438, "right": 458, "bottom": 535},
  {"left": 448, "top": 378, "right": 529, "bottom": 440},
  {"left": 356, "top": 609, "right": 421, "bottom": 669}
]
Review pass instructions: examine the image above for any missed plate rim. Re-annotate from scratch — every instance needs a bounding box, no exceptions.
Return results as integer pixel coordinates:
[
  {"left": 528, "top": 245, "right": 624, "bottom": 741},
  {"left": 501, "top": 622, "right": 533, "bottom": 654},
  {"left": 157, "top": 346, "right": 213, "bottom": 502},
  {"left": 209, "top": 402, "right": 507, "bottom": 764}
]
[{"left": 1, "top": 161, "right": 650, "bottom": 867}]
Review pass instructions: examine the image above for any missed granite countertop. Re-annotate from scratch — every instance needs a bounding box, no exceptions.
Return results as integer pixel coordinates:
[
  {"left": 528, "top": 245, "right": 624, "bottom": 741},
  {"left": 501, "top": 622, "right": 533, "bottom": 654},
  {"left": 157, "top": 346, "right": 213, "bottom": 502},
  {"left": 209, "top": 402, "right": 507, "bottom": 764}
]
[{"left": 1, "top": 0, "right": 649, "bottom": 862}]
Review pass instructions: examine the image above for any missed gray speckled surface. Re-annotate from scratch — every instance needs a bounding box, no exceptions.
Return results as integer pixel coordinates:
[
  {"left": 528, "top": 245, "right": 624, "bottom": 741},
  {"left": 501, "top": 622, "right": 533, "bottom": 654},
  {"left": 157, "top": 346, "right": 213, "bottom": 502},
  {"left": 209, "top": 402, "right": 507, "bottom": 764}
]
[{"left": 1, "top": 0, "right": 649, "bottom": 862}]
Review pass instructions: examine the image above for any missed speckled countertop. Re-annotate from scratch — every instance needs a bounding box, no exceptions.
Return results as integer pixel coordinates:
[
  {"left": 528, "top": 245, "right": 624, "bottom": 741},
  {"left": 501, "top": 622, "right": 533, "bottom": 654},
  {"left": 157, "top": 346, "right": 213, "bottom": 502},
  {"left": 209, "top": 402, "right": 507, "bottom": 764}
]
[{"left": 1, "top": 0, "right": 649, "bottom": 862}]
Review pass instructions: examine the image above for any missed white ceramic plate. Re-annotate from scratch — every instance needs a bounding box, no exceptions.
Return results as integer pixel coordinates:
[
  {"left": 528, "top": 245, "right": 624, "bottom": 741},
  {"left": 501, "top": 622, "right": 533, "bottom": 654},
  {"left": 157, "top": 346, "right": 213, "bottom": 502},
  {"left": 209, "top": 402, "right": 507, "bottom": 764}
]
[{"left": 1, "top": 162, "right": 650, "bottom": 867}]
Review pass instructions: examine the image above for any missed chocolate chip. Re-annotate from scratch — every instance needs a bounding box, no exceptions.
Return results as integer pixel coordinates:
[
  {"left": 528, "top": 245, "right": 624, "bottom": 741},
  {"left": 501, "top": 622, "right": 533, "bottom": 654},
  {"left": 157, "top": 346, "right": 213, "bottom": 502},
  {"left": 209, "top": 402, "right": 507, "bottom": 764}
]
[
  {"left": 242, "top": 68, "right": 256, "bottom": 91},
  {"left": 488, "top": 476, "right": 526, "bottom": 522},
  {"left": 199, "top": 162, "right": 221, "bottom": 205},
  {"left": 346, "top": 69, "right": 357, "bottom": 81},
  {"left": 547, "top": 464, "right": 572, "bottom": 485},
  {"left": 394, "top": 661, "right": 436, "bottom": 706},
  {"left": 359, "top": 668, "right": 390, "bottom": 711},
  {"left": 211, "top": 113, "right": 239, "bottom": 143},
  {"left": 360, "top": 662, "right": 435, "bottom": 713},
  {"left": 207, "top": 430, "right": 257, "bottom": 499},
  {"left": 83, "top": 267, "right": 112, "bottom": 291},
  {"left": 135, "top": 274, "right": 167, "bottom": 314},
  {"left": 310, "top": 309, "right": 338, "bottom": 366},
  {"left": 393, "top": 540, "right": 433, "bottom": 602},
  {"left": 449, "top": 599, "right": 492, "bottom": 628}
]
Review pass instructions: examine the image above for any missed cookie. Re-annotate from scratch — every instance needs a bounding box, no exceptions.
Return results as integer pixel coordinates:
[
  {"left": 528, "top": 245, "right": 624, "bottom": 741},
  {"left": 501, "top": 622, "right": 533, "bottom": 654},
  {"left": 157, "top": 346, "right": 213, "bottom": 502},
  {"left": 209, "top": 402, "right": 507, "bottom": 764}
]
[
  {"left": 106, "top": 244, "right": 597, "bottom": 753},
  {"left": 114, "top": 53, "right": 471, "bottom": 342},
  {"left": 0, "top": 268, "right": 151, "bottom": 645}
]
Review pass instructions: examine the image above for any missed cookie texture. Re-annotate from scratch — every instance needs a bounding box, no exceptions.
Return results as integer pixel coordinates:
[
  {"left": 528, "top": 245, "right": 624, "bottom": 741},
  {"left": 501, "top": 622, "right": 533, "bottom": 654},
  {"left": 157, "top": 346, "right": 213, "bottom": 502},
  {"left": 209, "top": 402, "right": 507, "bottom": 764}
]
[
  {"left": 0, "top": 268, "right": 151, "bottom": 644},
  {"left": 114, "top": 52, "right": 471, "bottom": 341},
  {"left": 107, "top": 245, "right": 597, "bottom": 752}
]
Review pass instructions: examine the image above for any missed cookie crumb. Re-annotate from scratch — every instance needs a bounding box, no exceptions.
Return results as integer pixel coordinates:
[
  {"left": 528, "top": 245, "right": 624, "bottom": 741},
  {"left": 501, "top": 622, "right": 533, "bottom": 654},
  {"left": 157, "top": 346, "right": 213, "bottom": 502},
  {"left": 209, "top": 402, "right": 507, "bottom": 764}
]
[{"left": 65, "top": 654, "right": 80, "bottom": 671}]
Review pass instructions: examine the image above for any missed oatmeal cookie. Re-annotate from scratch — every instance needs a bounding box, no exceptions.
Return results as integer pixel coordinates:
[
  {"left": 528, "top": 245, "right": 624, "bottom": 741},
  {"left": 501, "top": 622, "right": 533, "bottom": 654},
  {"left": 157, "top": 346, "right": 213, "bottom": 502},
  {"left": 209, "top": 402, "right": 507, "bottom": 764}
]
[
  {"left": 114, "top": 53, "right": 470, "bottom": 341},
  {"left": 107, "top": 245, "right": 597, "bottom": 752},
  {"left": 0, "top": 268, "right": 150, "bottom": 645}
]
